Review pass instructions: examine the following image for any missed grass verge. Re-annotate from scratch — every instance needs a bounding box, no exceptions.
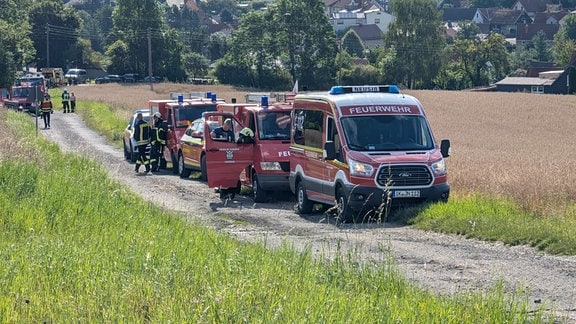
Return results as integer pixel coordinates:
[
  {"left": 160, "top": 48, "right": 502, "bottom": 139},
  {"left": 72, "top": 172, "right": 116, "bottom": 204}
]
[{"left": 0, "top": 107, "right": 551, "bottom": 321}]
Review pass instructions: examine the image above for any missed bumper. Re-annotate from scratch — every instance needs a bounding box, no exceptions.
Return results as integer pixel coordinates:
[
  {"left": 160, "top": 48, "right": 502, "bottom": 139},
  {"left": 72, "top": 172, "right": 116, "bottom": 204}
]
[
  {"left": 342, "top": 183, "right": 450, "bottom": 211},
  {"left": 256, "top": 173, "right": 291, "bottom": 191}
]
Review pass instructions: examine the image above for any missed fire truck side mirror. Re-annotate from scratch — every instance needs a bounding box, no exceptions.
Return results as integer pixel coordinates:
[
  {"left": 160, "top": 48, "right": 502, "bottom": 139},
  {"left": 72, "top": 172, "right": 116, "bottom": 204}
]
[
  {"left": 324, "top": 141, "right": 336, "bottom": 160},
  {"left": 440, "top": 139, "right": 451, "bottom": 158}
]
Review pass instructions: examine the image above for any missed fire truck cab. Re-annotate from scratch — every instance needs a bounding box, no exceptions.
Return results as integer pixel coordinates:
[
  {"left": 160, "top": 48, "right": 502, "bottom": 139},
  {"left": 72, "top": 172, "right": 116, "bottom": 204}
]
[
  {"left": 148, "top": 96, "right": 222, "bottom": 172},
  {"left": 212, "top": 100, "right": 293, "bottom": 202},
  {"left": 289, "top": 85, "right": 451, "bottom": 223}
]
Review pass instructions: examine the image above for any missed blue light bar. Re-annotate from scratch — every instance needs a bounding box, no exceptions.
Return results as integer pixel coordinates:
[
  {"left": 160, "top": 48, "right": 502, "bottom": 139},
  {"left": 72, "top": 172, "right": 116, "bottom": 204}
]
[
  {"left": 329, "top": 85, "right": 400, "bottom": 95},
  {"left": 261, "top": 96, "right": 269, "bottom": 108}
]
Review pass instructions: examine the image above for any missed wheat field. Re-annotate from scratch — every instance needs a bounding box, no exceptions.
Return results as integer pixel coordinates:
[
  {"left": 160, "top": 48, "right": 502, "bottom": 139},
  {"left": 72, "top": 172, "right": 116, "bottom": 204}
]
[{"left": 63, "top": 84, "right": 576, "bottom": 214}]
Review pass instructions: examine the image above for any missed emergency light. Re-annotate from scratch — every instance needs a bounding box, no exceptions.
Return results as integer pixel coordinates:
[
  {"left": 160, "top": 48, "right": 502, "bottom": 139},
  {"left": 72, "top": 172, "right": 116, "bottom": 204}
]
[
  {"left": 261, "top": 96, "right": 269, "bottom": 108},
  {"left": 329, "top": 85, "right": 400, "bottom": 95}
]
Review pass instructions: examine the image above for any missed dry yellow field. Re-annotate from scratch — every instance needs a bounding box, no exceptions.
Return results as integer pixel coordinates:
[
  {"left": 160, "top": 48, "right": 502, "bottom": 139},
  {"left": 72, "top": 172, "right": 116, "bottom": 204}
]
[{"left": 68, "top": 84, "right": 576, "bottom": 214}]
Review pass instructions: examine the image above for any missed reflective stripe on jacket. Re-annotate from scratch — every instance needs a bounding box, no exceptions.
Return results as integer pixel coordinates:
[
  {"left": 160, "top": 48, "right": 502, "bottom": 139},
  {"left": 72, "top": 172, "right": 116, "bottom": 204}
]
[
  {"left": 134, "top": 120, "right": 151, "bottom": 146},
  {"left": 40, "top": 101, "right": 53, "bottom": 113}
]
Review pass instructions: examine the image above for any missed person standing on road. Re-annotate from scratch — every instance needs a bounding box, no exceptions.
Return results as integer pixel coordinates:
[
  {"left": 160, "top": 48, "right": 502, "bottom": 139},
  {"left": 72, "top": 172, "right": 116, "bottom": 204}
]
[
  {"left": 40, "top": 94, "right": 54, "bottom": 129},
  {"left": 70, "top": 92, "right": 76, "bottom": 113},
  {"left": 62, "top": 89, "right": 70, "bottom": 113},
  {"left": 133, "top": 112, "right": 151, "bottom": 173},
  {"left": 149, "top": 112, "right": 167, "bottom": 172}
]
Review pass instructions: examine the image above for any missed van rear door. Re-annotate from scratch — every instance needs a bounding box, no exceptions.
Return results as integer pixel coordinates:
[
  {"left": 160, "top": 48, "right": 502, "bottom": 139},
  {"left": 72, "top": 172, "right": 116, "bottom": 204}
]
[{"left": 203, "top": 112, "right": 254, "bottom": 188}]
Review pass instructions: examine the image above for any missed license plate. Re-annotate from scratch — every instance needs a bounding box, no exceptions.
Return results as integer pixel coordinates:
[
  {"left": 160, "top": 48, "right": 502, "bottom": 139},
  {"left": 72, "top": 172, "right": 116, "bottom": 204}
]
[{"left": 393, "top": 190, "right": 420, "bottom": 198}]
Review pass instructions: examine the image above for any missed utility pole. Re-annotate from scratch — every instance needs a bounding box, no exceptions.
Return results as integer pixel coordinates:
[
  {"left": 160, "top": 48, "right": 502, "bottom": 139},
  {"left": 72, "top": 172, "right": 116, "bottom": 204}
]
[
  {"left": 46, "top": 25, "right": 50, "bottom": 67},
  {"left": 148, "top": 28, "right": 153, "bottom": 91}
]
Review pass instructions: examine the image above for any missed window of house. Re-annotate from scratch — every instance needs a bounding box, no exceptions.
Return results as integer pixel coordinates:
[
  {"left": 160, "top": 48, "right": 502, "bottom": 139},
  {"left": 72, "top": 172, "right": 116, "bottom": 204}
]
[{"left": 531, "top": 86, "right": 544, "bottom": 94}]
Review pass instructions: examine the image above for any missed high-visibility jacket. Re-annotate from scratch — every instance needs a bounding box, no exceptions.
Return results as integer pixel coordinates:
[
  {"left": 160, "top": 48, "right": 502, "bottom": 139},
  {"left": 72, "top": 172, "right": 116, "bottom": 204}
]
[
  {"left": 134, "top": 120, "right": 151, "bottom": 146},
  {"left": 151, "top": 119, "right": 167, "bottom": 145},
  {"left": 62, "top": 92, "right": 70, "bottom": 102},
  {"left": 40, "top": 100, "right": 53, "bottom": 113}
]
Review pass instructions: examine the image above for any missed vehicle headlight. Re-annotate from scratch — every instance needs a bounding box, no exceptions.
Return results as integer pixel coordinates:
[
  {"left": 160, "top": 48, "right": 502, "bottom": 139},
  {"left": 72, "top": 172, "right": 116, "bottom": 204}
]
[
  {"left": 431, "top": 158, "right": 447, "bottom": 175},
  {"left": 260, "top": 162, "right": 282, "bottom": 171},
  {"left": 349, "top": 159, "right": 374, "bottom": 177}
]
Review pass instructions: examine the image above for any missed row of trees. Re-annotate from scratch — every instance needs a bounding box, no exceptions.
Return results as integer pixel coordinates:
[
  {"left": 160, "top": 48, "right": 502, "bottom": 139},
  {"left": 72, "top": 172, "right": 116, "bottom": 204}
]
[{"left": 1, "top": 0, "right": 576, "bottom": 90}]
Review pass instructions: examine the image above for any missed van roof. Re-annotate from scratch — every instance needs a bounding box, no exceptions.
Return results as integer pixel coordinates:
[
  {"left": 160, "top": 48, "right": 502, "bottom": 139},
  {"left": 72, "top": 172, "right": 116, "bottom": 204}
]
[{"left": 295, "top": 85, "right": 425, "bottom": 116}]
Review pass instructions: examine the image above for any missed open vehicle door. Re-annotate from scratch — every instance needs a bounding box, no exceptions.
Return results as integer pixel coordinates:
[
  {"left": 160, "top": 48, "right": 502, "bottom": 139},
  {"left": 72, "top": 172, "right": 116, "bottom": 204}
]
[{"left": 203, "top": 112, "right": 254, "bottom": 189}]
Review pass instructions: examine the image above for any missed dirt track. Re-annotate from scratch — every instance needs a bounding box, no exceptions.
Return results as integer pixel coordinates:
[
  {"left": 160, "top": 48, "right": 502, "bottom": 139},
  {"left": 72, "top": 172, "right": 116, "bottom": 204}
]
[{"left": 39, "top": 110, "right": 576, "bottom": 322}]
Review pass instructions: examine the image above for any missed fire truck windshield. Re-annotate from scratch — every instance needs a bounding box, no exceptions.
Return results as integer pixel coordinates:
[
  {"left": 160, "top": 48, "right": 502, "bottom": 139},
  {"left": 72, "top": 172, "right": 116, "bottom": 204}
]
[
  {"left": 341, "top": 115, "right": 434, "bottom": 151},
  {"left": 257, "top": 111, "right": 291, "bottom": 140},
  {"left": 12, "top": 88, "right": 30, "bottom": 97},
  {"left": 174, "top": 105, "right": 217, "bottom": 128}
]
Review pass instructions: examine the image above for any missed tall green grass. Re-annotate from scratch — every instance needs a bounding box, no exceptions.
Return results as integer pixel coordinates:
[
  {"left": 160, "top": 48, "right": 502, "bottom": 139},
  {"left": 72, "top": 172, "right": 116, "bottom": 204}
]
[
  {"left": 0, "top": 108, "right": 551, "bottom": 321},
  {"left": 409, "top": 194, "right": 576, "bottom": 255}
]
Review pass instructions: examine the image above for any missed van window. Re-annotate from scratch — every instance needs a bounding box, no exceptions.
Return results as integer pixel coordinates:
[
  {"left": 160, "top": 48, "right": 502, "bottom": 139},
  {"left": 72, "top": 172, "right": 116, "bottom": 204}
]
[
  {"left": 327, "top": 117, "right": 343, "bottom": 162},
  {"left": 293, "top": 109, "right": 323, "bottom": 149},
  {"left": 341, "top": 115, "right": 434, "bottom": 151}
]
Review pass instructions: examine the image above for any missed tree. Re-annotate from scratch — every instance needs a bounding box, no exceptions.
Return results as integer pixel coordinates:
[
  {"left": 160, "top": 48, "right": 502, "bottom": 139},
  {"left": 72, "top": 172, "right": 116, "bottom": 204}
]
[
  {"left": 384, "top": 0, "right": 445, "bottom": 89},
  {"left": 529, "top": 30, "right": 551, "bottom": 62},
  {"left": 111, "top": 0, "right": 165, "bottom": 75},
  {"left": 0, "top": 0, "right": 35, "bottom": 87},
  {"left": 456, "top": 21, "right": 481, "bottom": 40},
  {"left": 271, "top": 0, "right": 338, "bottom": 89},
  {"left": 28, "top": 0, "right": 83, "bottom": 69},
  {"left": 439, "top": 33, "right": 510, "bottom": 89},
  {"left": 552, "top": 14, "right": 576, "bottom": 66}
]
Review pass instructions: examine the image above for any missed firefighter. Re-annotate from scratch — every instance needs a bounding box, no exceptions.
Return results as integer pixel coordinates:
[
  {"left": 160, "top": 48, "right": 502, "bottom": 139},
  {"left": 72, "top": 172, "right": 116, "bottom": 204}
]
[
  {"left": 133, "top": 112, "right": 151, "bottom": 173},
  {"left": 40, "top": 94, "right": 53, "bottom": 129},
  {"left": 149, "top": 112, "right": 167, "bottom": 172},
  {"left": 70, "top": 92, "right": 76, "bottom": 113},
  {"left": 62, "top": 89, "right": 70, "bottom": 113}
]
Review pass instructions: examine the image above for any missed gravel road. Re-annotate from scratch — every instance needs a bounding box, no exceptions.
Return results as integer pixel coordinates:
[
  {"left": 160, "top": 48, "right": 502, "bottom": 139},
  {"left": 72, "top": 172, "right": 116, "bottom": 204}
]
[{"left": 40, "top": 111, "right": 576, "bottom": 321}]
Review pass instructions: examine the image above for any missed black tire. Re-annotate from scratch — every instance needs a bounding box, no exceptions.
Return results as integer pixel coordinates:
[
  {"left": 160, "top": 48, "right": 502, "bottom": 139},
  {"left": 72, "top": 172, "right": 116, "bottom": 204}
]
[
  {"left": 178, "top": 152, "right": 192, "bottom": 178},
  {"left": 171, "top": 151, "right": 179, "bottom": 174},
  {"left": 252, "top": 173, "right": 267, "bottom": 203},
  {"left": 296, "top": 181, "right": 313, "bottom": 214},
  {"left": 336, "top": 186, "right": 355, "bottom": 223},
  {"left": 200, "top": 155, "right": 208, "bottom": 182}
]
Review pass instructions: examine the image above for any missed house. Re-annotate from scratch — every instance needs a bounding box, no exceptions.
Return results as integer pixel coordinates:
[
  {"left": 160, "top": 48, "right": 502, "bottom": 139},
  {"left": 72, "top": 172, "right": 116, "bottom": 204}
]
[
  {"left": 473, "top": 9, "right": 533, "bottom": 37},
  {"left": 516, "top": 23, "right": 559, "bottom": 48},
  {"left": 511, "top": 0, "right": 561, "bottom": 19},
  {"left": 495, "top": 68, "right": 576, "bottom": 94},
  {"left": 349, "top": 24, "right": 384, "bottom": 48}
]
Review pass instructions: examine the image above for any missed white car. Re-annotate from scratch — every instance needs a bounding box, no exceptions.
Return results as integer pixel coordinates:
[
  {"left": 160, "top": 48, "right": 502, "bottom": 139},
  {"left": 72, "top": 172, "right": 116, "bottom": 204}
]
[{"left": 123, "top": 109, "right": 150, "bottom": 163}]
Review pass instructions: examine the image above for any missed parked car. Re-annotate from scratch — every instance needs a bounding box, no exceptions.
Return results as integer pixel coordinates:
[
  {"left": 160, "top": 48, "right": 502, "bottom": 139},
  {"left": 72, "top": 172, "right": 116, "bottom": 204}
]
[
  {"left": 64, "top": 68, "right": 88, "bottom": 85},
  {"left": 141, "top": 76, "right": 162, "bottom": 83},
  {"left": 95, "top": 75, "right": 123, "bottom": 84},
  {"left": 122, "top": 73, "right": 141, "bottom": 83},
  {"left": 123, "top": 109, "right": 150, "bottom": 163},
  {"left": 178, "top": 117, "right": 219, "bottom": 179}
]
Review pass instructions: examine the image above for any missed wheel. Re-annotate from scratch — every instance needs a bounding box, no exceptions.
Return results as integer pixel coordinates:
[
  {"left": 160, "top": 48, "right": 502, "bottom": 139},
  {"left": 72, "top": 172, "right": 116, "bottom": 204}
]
[
  {"left": 252, "top": 173, "right": 267, "bottom": 203},
  {"left": 178, "top": 153, "right": 192, "bottom": 178},
  {"left": 129, "top": 144, "right": 138, "bottom": 163},
  {"left": 200, "top": 155, "right": 208, "bottom": 182},
  {"left": 336, "top": 186, "right": 355, "bottom": 223},
  {"left": 296, "top": 181, "right": 313, "bottom": 214},
  {"left": 171, "top": 151, "right": 179, "bottom": 174}
]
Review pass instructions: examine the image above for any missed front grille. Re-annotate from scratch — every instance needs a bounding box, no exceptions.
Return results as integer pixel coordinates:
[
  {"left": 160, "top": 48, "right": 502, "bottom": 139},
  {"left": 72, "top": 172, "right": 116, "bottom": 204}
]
[{"left": 376, "top": 165, "right": 432, "bottom": 187}]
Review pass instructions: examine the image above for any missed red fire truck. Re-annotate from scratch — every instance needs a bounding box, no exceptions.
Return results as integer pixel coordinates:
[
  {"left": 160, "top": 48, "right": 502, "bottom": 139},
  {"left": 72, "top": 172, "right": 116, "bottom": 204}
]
[
  {"left": 148, "top": 96, "right": 223, "bottom": 172},
  {"left": 194, "top": 98, "right": 293, "bottom": 201}
]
